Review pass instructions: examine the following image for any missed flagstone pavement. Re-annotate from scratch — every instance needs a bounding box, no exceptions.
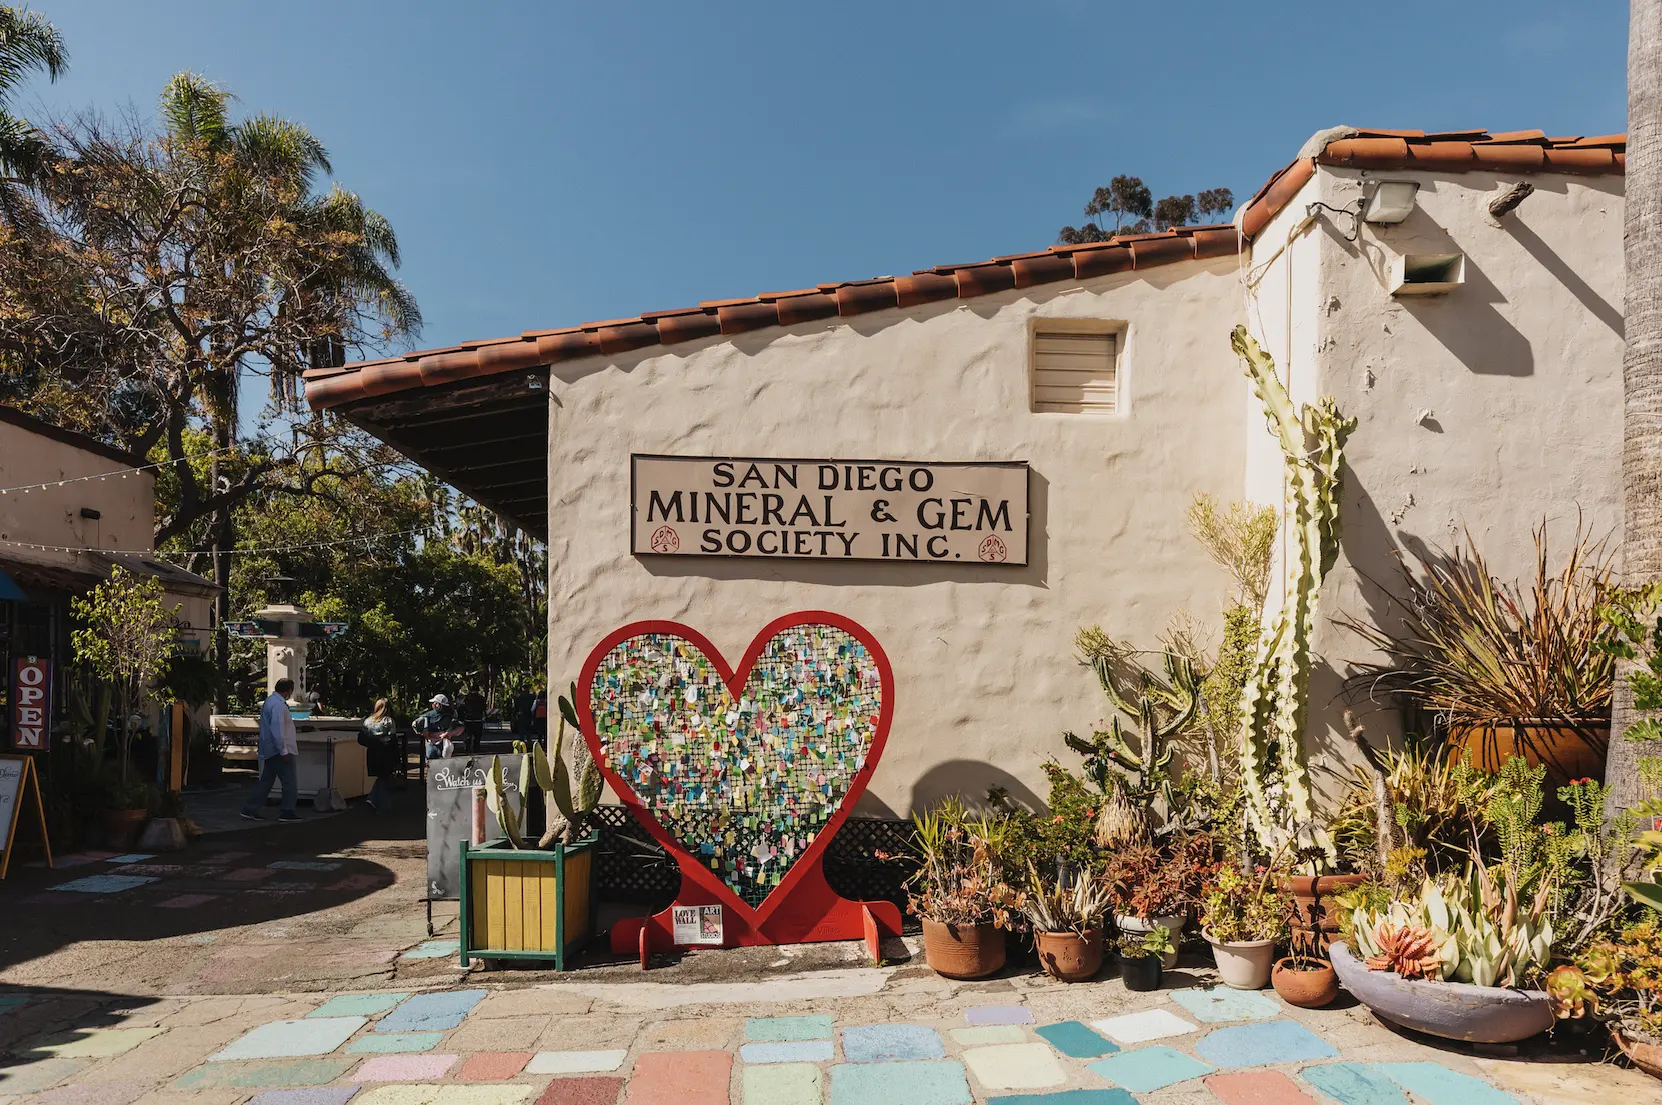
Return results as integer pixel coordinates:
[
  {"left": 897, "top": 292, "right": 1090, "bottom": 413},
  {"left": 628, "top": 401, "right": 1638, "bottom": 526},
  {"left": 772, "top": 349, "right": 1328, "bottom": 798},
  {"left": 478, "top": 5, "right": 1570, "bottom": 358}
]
[{"left": 1, "top": 960, "right": 1658, "bottom": 1105}]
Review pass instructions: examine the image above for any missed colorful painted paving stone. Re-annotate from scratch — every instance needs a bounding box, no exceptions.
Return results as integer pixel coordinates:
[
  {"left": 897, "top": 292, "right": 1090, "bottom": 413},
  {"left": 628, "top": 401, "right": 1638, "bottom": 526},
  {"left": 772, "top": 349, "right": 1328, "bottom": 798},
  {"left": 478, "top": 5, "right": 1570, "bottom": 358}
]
[
  {"left": 965, "top": 1005, "right": 1036, "bottom": 1026},
  {"left": 175, "top": 1058, "right": 356, "bottom": 1090},
  {"left": 740, "top": 1039, "right": 834, "bottom": 1063},
  {"left": 746, "top": 1014, "right": 834, "bottom": 1041},
  {"left": 1087, "top": 1045, "right": 1215, "bottom": 1092},
  {"left": 1170, "top": 986, "right": 1283, "bottom": 1022},
  {"left": 0, "top": 1056, "right": 90, "bottom": 1095},
  {"left": 535, "top": 1077, "right": 627, "bottom": 1105},
  {"left": 458, "top": 1051, "right": 532, "bottom": 1080},
  {"left": 525, "top": 1050, "right": 629, "bottom": 1074},
  {"left": 345, "top": 1032, "right": 444, "bottom": 1054},
  {"left": 211, "top": 1017, "right": 368, "bottom": 1060},
  {"left": 1206, "top": 1070, "right": 1327, "bottom": 1104},
  {"left": 354, "top": 1087, "right": 534, "bottom": 1105},
  {"left": 987, "top": 1092, "right": 1137, "bottom": 1105},
  {"left": 103, "top": 853, "right": 156, "bottom": 864},
  {"left": 951, "top": 1026, "right": 1028, "bottom": 1046},
  {"left": 20, "top": 1026, "right": 164, "bottom": 1059},
  {"left": 353, "top": 1053, "right": 457, "bottom": 1081},
  {"left": 1034, "top": 1021, "right": 1119, "bottom": 1059},
  {"left": 590, "top": 624, "right": 882, "bottom": 908},
  {"left": 1298, "top": 1062, "right": 1410, "bottom": 1105},
  {"left": 270, "top": 860, "right": 344, "bottom": 871},
  {"left": 49, "top": 874, "right": 158, "bottom": 894},
  {"left": 625, "top": 1050, "right": 732, "bottom": 1105},
  {"left": 1193, "top": 1020, "right": 1339, "bottom": 1067},
  {"left": 373, "top": 989, "right": 486, "bottom": 1032},
  {"left": 1089, "top": 1009, "right": 1197, "bottom": 1044},
  {"left": 29, "top": 1081, "right": 151, "bottom": 1105},
  {"left": 962, "top": 1042, "right": 1067, "bottom": 1090},
  {"left": 401, "top": 939, "right": 460, "bottom": 959},
  {"left": 114, "top": 863, "right": 184, "bottom": 875},
  {"left": 1371, "top": 1061, "right": 1521, "bottom": 1104},
  {"left": 842, "top": 1023, "right": 946, "bottom": 1062},
  {"left": 156, "top": 893, "right": 219, "bottom": 909},
  {"left": 309, "top": 993, "right": 409, "bottom": 1018},
  {"left": 829, "top": 1059, "right": 972, "bottom": 1105},
  {"left": 224, "top": 868, "right": 276, "bottom": 883},
  {"left": 0, "top": 995, "right": 28, "bottom": 1013},
  {"left": 743, "top": 1062, "right": 823, "bottom": 1105},
  {"left": 246, "top": 1090, "right": 363, "bottom": 1105}
]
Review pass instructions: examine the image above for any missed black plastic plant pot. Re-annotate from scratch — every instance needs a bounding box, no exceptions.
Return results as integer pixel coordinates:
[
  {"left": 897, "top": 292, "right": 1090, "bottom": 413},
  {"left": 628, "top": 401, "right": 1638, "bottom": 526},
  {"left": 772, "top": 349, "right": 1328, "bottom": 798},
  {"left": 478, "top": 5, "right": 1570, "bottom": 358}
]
[{"left": 1121, "top": 953, "right": 1162, "bottom": 992}]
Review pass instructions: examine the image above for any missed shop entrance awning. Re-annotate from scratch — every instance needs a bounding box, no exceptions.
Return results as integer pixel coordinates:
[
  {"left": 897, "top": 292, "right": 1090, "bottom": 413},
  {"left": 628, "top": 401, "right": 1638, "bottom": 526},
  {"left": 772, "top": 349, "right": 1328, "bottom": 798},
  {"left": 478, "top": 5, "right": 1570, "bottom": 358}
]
[{"left": 0, "top": 565, "right": 25, "bottom": 602}]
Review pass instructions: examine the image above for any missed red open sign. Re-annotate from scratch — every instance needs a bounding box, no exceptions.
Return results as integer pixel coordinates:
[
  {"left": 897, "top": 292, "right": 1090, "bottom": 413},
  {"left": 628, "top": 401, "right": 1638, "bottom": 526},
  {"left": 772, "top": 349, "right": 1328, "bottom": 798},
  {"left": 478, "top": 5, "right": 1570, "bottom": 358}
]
[{"left": 11, "top": 657, "right": 50, "bottom": 750}]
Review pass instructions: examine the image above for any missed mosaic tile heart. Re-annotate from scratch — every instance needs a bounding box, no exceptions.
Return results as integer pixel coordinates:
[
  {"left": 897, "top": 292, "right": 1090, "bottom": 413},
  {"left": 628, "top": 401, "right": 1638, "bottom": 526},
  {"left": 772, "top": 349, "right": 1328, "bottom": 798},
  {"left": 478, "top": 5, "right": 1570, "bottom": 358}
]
[{"left": 580, "top": 613, "right": 890, "bottom": 912}]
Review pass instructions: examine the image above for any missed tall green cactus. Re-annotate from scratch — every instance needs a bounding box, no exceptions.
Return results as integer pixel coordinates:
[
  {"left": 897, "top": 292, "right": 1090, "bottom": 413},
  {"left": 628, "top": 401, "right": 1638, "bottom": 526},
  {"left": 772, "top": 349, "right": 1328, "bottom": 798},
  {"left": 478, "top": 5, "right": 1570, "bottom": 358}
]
[
  {"left": 1231, "top": 325, "right": 1355, "bottom": 860},
  {"left": 483, "top": 681, "right": 604, "bottom": 849},
  {"left": 1065, "top": 642, "right": 1199, "bottom": 828}
]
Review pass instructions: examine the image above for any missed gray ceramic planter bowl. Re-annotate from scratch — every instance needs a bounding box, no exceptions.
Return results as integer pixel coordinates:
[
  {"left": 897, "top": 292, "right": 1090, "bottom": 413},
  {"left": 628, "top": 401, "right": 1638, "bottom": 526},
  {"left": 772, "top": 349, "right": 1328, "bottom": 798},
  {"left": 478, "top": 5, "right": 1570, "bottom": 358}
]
[{"left": 1330, "top": 942, "right": 1553, "bottom": 1043}]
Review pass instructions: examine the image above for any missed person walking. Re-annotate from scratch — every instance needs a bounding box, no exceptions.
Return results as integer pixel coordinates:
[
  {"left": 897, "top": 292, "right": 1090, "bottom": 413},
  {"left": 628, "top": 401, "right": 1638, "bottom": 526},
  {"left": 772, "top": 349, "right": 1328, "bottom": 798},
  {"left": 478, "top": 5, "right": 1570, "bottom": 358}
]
[
  {"left": 414, "top": 693, "right": 463, "bottom": 760},
  {"left": 358, "top": 697, "right": 397, "bottom": 813},
  {"left": 242, "top": 677, "right": 300, "bottom": 822}
]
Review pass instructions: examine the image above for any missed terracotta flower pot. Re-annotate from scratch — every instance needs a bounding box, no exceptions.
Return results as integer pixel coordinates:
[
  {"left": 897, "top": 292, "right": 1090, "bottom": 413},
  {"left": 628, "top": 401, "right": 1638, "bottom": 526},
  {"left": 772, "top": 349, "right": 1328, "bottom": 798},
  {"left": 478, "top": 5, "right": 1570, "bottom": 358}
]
[
  {"left": 103, "top": 807, "right": 149, "bottom": 851},
  {"left": 1204, "top": 929, "right": 1276, "bottom": 990},
  {"left": 1272, "top": 956, "right": 1339, "bottom": 1008},
  {"left": 1035, "top": 928, "right": 1104, "bottom": 983},
  {"left": 1276, "top": 873, "right": 1365, "bottom": 951},
  {"left": 1114, "top": 913, "right": 1183, "bottom": 969},
  {"left": 1447, "top": 718, "right": 1608, "bottom": 793},
  {"left": 1613, "top": 1024, "right": 1662, "bottom": 1080},
  {"left": 1120, "top": 953, "right": 1162, "bottom": 991},
  {"left": 922, "top": 919, "right": 1006, "bottom": 980}
]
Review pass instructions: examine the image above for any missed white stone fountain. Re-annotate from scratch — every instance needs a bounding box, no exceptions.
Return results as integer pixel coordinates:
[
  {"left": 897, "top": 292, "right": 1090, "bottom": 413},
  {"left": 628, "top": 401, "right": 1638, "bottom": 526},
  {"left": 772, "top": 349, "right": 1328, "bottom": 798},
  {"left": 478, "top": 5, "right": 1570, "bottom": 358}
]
[{"left": 210, "top": 601, "right": 368, "bottom": 809}]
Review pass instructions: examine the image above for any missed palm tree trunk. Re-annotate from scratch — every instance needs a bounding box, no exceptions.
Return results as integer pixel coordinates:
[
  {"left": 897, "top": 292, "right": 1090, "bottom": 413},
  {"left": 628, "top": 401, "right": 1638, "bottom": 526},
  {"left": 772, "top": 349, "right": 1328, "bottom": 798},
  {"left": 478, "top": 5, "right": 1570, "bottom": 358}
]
[{"left": 1609, "top": 0, "right": 1662, "bottom": 817}]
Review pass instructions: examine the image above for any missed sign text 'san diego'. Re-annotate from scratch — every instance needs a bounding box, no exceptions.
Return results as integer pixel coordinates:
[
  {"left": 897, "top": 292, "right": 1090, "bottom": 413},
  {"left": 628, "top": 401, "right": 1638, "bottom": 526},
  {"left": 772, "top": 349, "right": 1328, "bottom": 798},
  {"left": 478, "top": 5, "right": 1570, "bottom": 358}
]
[{"left": 632, "top": 455, "right": 1029, "bottom": 565}]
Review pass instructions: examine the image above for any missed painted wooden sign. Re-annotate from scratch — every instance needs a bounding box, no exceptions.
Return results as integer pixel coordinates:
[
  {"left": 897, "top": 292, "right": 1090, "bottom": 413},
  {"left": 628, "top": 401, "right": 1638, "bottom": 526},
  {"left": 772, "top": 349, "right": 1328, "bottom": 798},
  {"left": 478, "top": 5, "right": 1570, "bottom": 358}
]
[
  {"left": 10, "top": 656, "right": 50, "bottom": 750},
  {"left": 632, "top": 455, "right": 1029, "bottom": 564},
  {"left": 578, "top": 611, "right": 902, "bottom": 957},
  {"left": 0, "top": 755, "right": 51, "bottom": 877}
]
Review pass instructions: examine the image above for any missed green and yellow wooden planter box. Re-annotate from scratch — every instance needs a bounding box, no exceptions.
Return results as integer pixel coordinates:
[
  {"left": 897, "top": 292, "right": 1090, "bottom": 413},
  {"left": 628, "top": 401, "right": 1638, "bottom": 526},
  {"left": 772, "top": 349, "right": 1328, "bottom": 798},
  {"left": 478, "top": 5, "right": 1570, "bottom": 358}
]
[{"left": 459, "top": 834, "right": 597, "bottom": 969}]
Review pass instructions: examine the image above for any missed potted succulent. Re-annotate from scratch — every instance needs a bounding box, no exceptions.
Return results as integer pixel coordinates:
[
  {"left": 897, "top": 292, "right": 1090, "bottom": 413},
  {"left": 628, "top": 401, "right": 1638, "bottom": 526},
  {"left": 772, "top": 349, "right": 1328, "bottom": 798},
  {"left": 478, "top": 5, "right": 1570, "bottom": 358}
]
[
  {"left": 1272, "top": 934, "right": 1339, "bottom": 1008},
  {"left": 1116, "top": 926, "right": 1172, "bottom": 992},
  {"left": 907, "top": 801, "right": 1018, "bottom": 980},
  {"left": 1553, "top": 891, "right": 1662, "bottom": 1079},
  {"left": 1201, "top": 862, "right": 1288, "bottom": 989},
  {"left": 101, "top": 772, "right": 154, "bottom": 850},
  {"left": 1023, "top": 863, "right": 1113, "bottom": 982},
  {"left": 1332, "top": 864, "right": 1555, "bottom": 1043},
  {"left": 1104, "top": 834, "right": 1215, "bottom": 969}
]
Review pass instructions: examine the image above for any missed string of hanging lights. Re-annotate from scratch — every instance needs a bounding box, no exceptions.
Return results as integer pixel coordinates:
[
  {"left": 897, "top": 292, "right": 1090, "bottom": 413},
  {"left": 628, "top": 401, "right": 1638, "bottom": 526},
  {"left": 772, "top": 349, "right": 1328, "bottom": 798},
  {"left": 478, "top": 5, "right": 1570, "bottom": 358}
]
[
  {"left": 0, "top": 527, "right": 425, "bottom": 559},
  {"left": 0, "top": 444, "right": 243, "bottom": 496}
]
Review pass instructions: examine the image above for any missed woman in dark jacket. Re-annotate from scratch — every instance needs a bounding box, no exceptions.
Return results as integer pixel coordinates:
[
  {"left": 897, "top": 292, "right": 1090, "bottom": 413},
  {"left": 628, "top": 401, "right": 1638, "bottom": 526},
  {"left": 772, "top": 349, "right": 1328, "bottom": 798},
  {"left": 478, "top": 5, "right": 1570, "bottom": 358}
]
[{"left": 358, "top": 698, "right": 397, "bottom": 813}]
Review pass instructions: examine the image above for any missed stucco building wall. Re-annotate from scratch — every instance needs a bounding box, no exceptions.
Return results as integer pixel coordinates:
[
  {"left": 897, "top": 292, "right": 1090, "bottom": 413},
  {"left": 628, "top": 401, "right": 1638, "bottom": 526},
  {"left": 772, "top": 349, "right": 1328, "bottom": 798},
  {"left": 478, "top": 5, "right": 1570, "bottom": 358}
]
[
  {"left": 1243, "top": 167, "right": 1625, "bottom": 772},
  {"left": 548, "top": 257, "right": 1251, "bottom": 813},
  {"left": 0, "top": 419, "right": 154, "bottom": 558}
]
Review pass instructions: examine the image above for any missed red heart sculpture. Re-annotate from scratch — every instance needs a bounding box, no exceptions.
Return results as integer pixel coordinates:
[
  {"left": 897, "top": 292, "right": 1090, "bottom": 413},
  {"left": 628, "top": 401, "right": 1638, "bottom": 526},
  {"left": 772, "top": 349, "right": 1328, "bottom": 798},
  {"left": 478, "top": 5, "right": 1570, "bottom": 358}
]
[{"left": 577, "top": 611, "right": 894, "bottom": 942}]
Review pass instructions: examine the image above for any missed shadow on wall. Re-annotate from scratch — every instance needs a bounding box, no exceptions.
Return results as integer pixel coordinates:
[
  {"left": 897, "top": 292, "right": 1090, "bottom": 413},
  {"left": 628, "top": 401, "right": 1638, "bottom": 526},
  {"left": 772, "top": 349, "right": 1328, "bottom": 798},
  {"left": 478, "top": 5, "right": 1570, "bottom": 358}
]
[
  {"left": 1338, "top": 196, "right": 1534, "bottom": 377},
  {"left": 908, "top": 759, "right": 1047, "bottom": 815},
  {"left": 639, "top": 468, "right": 1051, "bottom": 589}
]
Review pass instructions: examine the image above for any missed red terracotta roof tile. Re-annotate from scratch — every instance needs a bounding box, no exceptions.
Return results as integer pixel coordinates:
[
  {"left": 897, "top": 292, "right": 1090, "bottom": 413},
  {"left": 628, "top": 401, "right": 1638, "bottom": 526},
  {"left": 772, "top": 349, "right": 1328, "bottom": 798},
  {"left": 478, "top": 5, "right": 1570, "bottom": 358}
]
[{"left": 305, "top": 127, "right": 1625, "bottom": 411}]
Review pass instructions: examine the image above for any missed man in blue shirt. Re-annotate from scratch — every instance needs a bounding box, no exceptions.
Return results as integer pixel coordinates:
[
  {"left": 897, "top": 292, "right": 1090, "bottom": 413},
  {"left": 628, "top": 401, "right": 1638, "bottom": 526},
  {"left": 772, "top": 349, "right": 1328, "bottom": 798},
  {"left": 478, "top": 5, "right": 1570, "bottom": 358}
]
[{"left": 242, "top": 677, "right": 301, "bottom": 822}]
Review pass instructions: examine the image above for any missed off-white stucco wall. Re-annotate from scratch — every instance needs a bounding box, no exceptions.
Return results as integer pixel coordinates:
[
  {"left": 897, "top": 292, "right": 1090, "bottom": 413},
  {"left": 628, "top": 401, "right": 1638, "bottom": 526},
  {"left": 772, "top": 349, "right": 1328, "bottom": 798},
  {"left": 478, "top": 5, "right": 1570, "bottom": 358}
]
[
  {"left": 0, "top": 420, "right": 154, "bottom": 570},
  {"left": 547, "top": 257, "right": 1250, "bottom": 814},
  {"left": 1247, "top": 165, "right": 1625, "bottom": 771}
]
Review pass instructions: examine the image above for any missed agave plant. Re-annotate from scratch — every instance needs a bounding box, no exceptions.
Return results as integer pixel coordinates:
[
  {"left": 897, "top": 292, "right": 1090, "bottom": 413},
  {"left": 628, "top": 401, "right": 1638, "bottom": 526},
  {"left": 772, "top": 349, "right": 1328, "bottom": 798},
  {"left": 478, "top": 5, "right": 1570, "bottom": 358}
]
[
  {"left": 1022, "top": 864, "right": 1114, "bottom": 935},
  {"left": 1364, "top": 924, "right": 1446, "bottom": 980}
]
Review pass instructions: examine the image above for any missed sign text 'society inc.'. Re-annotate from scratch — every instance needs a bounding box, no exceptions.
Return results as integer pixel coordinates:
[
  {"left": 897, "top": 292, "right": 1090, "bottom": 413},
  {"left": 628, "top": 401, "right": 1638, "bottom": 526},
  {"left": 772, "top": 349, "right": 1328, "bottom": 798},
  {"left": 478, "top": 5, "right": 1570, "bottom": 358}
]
[{"left": 631, "top": 455, "right": 1029, "bottom": 565}]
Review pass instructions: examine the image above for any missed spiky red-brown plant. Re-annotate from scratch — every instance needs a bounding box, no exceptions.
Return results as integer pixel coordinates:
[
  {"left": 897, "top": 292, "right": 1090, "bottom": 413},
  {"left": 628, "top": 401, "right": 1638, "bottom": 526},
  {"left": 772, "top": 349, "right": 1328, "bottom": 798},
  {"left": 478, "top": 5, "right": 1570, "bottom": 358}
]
[{"left": 1365, "top": 924, "right": 1443, "bottom": 980}]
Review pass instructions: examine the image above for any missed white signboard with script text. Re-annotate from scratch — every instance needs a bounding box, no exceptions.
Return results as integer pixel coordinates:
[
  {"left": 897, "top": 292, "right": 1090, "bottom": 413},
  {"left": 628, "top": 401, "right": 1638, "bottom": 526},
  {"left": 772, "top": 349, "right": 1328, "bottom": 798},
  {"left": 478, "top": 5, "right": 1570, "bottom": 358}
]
[{"left": 631, "top": 455, "right": 1029, "bottom": 565}]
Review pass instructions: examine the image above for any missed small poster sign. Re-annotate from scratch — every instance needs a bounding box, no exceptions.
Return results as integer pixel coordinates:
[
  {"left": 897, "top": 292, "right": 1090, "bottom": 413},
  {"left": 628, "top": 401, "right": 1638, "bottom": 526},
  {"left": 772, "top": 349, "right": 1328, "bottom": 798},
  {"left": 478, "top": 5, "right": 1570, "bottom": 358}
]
[
  {"left": 672, "top": 904, "right": 724, "bottom": 946},
  {"left": 10, "top": 656, "right": 50, "bottom": 751},
  {"left": 0, "top": 755, "right": 51, "bottom": 877}
]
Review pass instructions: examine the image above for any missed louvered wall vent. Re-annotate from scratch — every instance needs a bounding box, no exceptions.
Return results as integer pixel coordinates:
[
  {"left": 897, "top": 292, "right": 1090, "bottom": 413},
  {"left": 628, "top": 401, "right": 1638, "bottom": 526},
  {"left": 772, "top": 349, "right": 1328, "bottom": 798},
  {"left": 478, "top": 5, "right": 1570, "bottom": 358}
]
[{"left": 1031, "top": 326, "right": 1120, "bottom": 414}]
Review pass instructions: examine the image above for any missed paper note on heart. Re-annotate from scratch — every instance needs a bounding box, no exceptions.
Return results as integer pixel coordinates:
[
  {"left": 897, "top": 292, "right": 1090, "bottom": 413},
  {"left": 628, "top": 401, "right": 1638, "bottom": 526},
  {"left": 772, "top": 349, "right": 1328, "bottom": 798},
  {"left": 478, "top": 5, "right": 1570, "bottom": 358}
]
[{"left": 585, "top": 619, "right": 886, "bottom": 909}]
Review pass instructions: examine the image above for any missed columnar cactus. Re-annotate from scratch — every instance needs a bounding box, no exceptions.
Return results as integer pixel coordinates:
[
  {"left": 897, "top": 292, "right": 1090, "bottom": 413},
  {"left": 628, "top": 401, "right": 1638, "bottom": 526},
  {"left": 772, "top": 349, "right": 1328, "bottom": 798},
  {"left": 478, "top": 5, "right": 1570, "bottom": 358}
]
[
  {"left": 484, "top": 682, "right": 603, "bottom": 849},
  {"left": 1066, "top": 648, "right": 1199, "bottom": 829},
  {"left": 1231, "top": 325, "right": 1356, "bottom": 859}
]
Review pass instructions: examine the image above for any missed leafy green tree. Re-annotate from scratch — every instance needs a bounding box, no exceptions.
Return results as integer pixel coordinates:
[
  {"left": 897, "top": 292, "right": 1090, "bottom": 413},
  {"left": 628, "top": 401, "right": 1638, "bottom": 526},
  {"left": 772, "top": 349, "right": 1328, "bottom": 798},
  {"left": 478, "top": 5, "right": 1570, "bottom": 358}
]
[
  {"left": 1059, "top": 177, "right": 1234, "bottom": 243},
  {"left": 70, "top": 567, "right": 179, "bottom": 787}
]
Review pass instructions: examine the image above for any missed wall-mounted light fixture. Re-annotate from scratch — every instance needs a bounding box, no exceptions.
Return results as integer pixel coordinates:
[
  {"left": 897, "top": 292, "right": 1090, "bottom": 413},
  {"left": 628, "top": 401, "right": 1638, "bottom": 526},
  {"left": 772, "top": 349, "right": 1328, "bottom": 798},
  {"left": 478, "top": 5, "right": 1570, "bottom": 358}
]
[
  {"left": 1362, "top": 180, "right": 1420, "bottom": 224},
  {"left": 78, "top": 507, "right": 101, "bottom": 520}
]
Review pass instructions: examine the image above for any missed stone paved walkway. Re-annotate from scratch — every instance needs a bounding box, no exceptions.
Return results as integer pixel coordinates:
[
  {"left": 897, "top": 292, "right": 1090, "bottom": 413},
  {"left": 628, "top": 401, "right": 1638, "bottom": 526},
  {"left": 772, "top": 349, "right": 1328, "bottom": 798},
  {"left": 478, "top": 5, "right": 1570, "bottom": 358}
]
[{"left": 2, "top": 957, "right": 1657, "bottom": 1105}]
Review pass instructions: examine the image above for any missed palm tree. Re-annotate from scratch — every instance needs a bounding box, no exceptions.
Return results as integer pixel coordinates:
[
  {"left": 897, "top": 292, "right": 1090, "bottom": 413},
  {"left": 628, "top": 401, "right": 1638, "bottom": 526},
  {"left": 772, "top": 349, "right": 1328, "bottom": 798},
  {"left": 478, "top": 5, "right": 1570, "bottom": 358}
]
[
  {"left": 0, "top": 5, "right": 65, "bottom": 174},
  {"left": 0, "top": 5, "right": 65, "bottom": 221},
  {"left": 1609, "top": 2, "right": 1662, "bottom": 816}
]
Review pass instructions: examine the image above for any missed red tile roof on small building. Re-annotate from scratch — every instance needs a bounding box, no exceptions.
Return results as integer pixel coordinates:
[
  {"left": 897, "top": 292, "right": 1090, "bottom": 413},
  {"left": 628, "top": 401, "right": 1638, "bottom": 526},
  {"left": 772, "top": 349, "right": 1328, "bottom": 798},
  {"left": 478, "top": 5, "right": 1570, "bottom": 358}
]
[{"left": 304, "top": 127, "right": 1626, "bottom": 411}]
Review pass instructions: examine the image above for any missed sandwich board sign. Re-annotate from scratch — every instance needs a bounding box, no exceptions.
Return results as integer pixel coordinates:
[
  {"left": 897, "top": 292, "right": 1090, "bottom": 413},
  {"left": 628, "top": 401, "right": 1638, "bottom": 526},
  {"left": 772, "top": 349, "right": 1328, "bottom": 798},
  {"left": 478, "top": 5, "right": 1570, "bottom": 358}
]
[{"left": 0, "top": 755, "right": 51, "bottom": 877}]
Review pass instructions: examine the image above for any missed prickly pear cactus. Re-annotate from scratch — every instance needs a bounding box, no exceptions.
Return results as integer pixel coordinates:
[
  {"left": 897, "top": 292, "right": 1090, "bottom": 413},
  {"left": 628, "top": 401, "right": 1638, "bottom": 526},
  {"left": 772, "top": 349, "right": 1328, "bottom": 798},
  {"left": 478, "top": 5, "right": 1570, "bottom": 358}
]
[{"left": 1231, "top": 325, "right": 1356, "bottom": 859}]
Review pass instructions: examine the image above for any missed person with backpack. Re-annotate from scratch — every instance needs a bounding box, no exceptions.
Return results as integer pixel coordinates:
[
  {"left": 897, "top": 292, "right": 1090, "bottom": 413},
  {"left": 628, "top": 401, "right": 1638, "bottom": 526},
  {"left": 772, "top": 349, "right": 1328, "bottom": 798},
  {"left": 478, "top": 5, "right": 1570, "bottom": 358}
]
[
  {"left": 414, "top": 693, "right": 464, "bottom": 760},
  {"left": 358, "top": 698, "right": 397, "bottom": 813}
]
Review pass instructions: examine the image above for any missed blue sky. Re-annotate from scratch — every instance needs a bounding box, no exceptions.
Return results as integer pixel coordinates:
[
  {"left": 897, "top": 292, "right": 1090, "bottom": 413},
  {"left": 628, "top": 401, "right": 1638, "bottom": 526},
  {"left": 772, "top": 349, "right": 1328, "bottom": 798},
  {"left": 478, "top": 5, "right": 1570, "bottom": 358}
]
[{"left": 23, "top": 1, "right": 1628, "bottom": 360}]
